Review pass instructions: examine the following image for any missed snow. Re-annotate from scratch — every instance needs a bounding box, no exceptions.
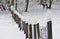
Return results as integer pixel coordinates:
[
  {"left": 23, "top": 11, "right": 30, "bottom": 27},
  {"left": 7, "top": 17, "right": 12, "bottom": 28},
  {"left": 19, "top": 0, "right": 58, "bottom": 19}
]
[
  {"left": 52, "top": 10, "right": 60, "bottom": 39},
  {"left": 46, "top": 9, "right": 52, "bottom": 22},
  {"left": 13, "top": 2, "right": 60, "bottom": 39},
  {"left": 21, "top": 4, "right": 60, "bottom": 39},
  {"left": 0, "top": 11, "right": 25, "bottom": 39},
  {"left": 14, "top": 10, "right": 22, "bottom": 18},
  {"left": 11, "top": 6, "right": 15, "bottom": 11},
  {"left": 0, "top": 0, "right": 60, "bottom": 39}
]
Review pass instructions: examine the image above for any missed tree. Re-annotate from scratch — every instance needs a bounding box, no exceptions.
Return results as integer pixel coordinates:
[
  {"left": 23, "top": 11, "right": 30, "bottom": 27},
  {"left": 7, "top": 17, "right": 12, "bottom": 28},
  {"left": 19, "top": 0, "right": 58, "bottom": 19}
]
[
  {"left": 46, "top": 0, "right": 53, "bottom": 9},
  {"left": 40, "top": 0, "right": 43, "bottom": 5},
  {"left": 25, "top": 0, "right": 29, "bottom": 12},
  {"left": 15, "top": 0, "right": 17, "bottom": 10},
  {"left": 0, "top": 0, "right": 6, "bottom": 11}
]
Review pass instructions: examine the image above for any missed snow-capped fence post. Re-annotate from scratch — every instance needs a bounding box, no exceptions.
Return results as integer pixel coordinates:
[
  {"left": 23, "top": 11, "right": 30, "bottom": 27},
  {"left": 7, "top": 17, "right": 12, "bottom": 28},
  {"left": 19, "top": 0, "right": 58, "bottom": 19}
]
[
  {"left": 36, "top": 23, "right": 40, "bottom": 39},
  {"left": 34, "top": 24, "right": 37, "bottom": 39},
  {"left": 13, "top": 14, "right": 19, "bottom": 23},
  {"left": 46, "top": 9, "right": 52, "bottom": 39},
  {"left": 29, "top": 24, "right": 32, "bottom": 39},
  {"left": 47, "top": 20, "right": 52, "bottom": 39}
]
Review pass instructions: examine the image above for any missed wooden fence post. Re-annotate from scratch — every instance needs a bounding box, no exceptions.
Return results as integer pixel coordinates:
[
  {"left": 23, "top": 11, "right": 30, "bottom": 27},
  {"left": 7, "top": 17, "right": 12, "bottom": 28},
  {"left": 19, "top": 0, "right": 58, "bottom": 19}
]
[
  {"left": 36, "top": 23, "right": 40, "bottom": 39},
  {"left": 22, "top": 21, "right": 25, "bottom": 31},
  {"left": 47, "top": 21, "right": 52, "bottom": 39},
  {"left": 29, "top": 24, "right": 32, "bottom": 39},
  {"left": 18, "top": 18, "right": 21, "bottom": 30},
  {"left": 25, "top": 23, "right": 28, "bottom": 39},
  {"left": 34, "top": 24, "right": 37, "bottom": 39}
]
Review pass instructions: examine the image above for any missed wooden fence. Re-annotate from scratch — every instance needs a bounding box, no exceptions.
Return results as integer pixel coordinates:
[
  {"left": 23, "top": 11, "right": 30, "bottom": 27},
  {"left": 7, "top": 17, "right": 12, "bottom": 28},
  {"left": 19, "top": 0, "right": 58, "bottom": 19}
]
[{"left": 10, "top": 8, "right": 52, "bottom": 39}]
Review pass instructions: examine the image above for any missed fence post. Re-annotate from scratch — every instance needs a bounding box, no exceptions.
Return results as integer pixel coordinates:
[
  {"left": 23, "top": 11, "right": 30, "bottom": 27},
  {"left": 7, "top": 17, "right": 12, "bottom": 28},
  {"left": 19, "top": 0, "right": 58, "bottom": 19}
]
[
  {"left": 36, "top": 23, "right": 40, "bottom": 39},
  {"left": 29, "top": 24, "right": 32, "bottom": 39},
  {"left": 25, "top": 23, "right": 28, "bottom": 39},
  {"left": 34, "top": 24, "right": 37, "bottom": 39},
  {"left": 47, "top": 21, "right": 52, "bottom": 39},
  {"left": 18, "top": 18, "right": 21, "bottom": 30},
  {"left": 22, "top": 21, "right": 25, "bottom": 31}
]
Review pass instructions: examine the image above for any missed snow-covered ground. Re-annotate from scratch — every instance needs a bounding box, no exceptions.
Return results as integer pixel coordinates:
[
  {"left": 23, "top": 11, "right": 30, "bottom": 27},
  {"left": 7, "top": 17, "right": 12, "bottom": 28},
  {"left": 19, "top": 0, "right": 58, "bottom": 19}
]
[
  {"left": 52, "top": 9, "right": 60, "bottom": 39},
  {"left": 0, "top": 11, "right": 25, "bottom": 39}
]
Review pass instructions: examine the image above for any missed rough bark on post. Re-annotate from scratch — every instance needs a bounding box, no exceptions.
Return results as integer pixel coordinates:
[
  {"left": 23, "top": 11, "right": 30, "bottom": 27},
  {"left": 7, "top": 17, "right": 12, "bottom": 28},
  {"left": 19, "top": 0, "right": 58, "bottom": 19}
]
[
  {"left": 29, "top": 24, "right": 32, "bottom": 39},
  {"left": 34, "top": 24, "right": 37, "bottom": 39},
  {"left": 23, "top": 23, "right": 28, "bottom": 34},
  {"left": 13, "top": 14, "right": 18, "bottom": 23},
  {"left": 25, "top": 23, "right": 28, "bottom": 39},
  {"left": 36, "top": 23, "right": 40, "bottom": 39},
  {"left": 18, "top": 18, "right": 21, "bottom": 30},
  {"left": 25, "top": 0, "right": 29, "bottom": 12},
  {"left": 47, "top": 21, "right": 52, "bottom": 39},
  {"left": 22, "top": 21, "right": 25, "bottom": 31}
]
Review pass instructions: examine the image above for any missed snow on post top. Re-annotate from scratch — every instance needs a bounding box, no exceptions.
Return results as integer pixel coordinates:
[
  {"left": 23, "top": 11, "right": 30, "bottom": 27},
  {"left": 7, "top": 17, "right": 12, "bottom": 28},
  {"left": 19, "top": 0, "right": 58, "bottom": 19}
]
[
  {"left": 11, "top": 6, "right": 14, "bottom": 11},
  {"left": 10, "top": 6, "right": 22, "bottom": 18},
  {"left": 14, "top": 10, "right": 22, "bottom": 18},
  {"left": 46, "top": 9, "right": 52, "bottom": 22}
]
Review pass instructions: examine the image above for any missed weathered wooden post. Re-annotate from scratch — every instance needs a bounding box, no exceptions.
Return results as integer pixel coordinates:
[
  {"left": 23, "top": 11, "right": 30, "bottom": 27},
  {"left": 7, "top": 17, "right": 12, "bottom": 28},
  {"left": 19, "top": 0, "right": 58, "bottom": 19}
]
[
  {"left": 13, "top": 14, "right": 18, "bottom": 23},
  {"left": 18, "top": 18, "right": 21, "bottom": 30},
  {"left": 22, "top": 22, "right": 29, "bottom": 39},
  {"left": 29, "top": 24, "right": 32, "bottom": 39},
  {"left": 47, "top": 20, "right": 52, "bottom": 39},
  {"left": 46, "top": 9, "right": 52, "bottom": 39},
  {"left": 25, "top": 23, "right": 28, "bottom": 39},
  {"left": 23, "top": 23, "right": 28, "bottom": 34},
  {"left": 34, "top": 24, "right": 37, "bottom": 39},
  {"left": 22, "top": 21, "right": 25, "bottom": 31},
  {"left": 36, "top": 23, "right": 40, "bottom": 39}
]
